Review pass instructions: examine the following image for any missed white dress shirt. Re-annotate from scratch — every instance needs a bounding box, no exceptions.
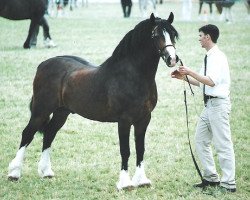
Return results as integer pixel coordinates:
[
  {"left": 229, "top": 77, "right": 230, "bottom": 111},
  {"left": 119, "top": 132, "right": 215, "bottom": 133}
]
[{"left": 199, "top": 45, "right": 230, "bottom": 98}]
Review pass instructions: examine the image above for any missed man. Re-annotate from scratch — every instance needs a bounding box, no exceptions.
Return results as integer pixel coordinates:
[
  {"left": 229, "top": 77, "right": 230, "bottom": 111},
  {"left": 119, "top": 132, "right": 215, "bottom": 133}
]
[{"left": 171, "top": 24, "right": 236, "bottom": 192}]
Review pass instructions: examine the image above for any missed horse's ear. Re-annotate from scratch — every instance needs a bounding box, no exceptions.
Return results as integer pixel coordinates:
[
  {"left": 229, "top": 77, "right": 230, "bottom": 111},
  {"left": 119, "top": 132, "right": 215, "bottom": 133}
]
[
  {"left": 150, "top": 13, "right": 156, "bottom": 25},
  {"left": 167, "top": 12, "right": 174, "bottom": 24}
]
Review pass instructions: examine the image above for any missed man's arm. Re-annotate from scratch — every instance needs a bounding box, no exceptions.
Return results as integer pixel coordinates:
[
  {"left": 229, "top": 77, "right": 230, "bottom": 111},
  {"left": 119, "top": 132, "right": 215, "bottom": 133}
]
[
  {"left": 184, "top": 66, "right": 215, "bottom": 87},
  {"left": 175, "top": 66, "right": 215, "bottom": 87},
  {"left": 183, "top": 75, "right": 200, "bottom": 87},
  {"left": 171, "top": 69, "right": 200, "bottom": 86}
]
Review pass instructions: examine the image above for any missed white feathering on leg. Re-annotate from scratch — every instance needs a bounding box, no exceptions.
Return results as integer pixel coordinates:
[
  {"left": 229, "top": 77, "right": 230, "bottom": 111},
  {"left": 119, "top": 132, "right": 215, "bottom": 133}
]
[
  {"left": 132, "top": 162, "right": 151, "bottom": 187},
  {"left": 8, "top": 146, "right": 26, "bottom": 179},
  {"left": 38, "top": 148, "right": 54, "bottom": 178},
  {"left": 116, "top": 170, "right": 134, "bottom": 190}
]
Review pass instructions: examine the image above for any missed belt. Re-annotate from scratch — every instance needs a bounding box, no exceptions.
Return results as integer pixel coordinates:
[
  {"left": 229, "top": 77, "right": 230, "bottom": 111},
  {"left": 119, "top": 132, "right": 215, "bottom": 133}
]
[
  {"left": 204, "top": 95, "right": 217, "bottom": 106},
  {"left": 205, "top": 95, "right": 217, "bottom": 99}
]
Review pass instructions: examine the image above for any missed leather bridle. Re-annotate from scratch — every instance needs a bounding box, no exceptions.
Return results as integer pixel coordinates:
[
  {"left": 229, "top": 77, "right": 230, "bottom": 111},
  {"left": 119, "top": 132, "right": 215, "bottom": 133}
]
[{"left": 151, "top": 25, "right": 179, "bottom": 67}]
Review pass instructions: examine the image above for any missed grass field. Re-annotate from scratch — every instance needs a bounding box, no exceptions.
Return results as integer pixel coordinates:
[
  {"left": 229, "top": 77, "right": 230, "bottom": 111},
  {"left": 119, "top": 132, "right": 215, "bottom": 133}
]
[{"left": 0, "top": 2, "right": 249, "bottom": 200}]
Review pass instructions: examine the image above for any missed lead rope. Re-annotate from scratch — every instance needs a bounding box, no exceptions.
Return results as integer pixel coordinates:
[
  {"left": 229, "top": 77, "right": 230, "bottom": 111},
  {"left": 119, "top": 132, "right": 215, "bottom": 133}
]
[{"left": 179, "top": 59, "right": 204, "bottom": 184}]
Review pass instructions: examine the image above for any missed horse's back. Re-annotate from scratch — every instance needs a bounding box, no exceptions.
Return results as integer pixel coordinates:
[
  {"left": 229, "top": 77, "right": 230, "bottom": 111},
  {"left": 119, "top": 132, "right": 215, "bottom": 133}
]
[
  {"left": 32, "top": 55, "right": 98, "bottom": 112},
  {"left": 56, "top": 55, "right": 97, "bottom": 68},
  {"left": 0, "top": 0, "right": 46, "bottom": 20},
  {"left": 36, "top": 56, "right": 98, "bottom": 80}
]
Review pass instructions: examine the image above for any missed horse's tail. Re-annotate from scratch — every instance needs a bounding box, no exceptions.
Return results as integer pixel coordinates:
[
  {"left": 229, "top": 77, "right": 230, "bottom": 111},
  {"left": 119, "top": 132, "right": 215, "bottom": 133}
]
[{"left": 29, "top": 96, "right": 50, "bottom": 134}]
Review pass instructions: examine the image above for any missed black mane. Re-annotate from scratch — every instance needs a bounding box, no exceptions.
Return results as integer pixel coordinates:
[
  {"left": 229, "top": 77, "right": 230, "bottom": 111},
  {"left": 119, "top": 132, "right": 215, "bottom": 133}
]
[
  {"left": 103, "top": 17, "right": 179, "bottom": 66},
  {"left": 111, "top": 19, "right": 153, "bottom": 60}
]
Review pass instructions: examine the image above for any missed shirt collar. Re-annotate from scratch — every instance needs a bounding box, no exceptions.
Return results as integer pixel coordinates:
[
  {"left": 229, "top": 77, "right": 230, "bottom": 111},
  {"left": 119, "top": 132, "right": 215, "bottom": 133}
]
[{"left": 206, "top": 45, "right": 218, "bottom": 57}]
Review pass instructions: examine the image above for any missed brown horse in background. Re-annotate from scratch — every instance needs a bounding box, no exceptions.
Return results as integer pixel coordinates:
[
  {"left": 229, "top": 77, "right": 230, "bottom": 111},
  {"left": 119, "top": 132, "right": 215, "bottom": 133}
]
[
  {"left": 199, "top": 0, "right": 235, "bottom": 15},
  {"left": 0, "top": 0, "right": 55, "bottom": 48}
]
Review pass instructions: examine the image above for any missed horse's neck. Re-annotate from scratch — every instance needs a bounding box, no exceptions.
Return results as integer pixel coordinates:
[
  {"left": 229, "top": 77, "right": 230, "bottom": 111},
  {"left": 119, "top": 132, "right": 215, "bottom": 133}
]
[
  {"left": 102, "top": 33, "right": 160, "bottom": 82},
  {"left": 133, "top": 49, "right": 160, "bottom": 79},
  {"left": 106, "top": 48, "right": 160, "bottom": 82}
]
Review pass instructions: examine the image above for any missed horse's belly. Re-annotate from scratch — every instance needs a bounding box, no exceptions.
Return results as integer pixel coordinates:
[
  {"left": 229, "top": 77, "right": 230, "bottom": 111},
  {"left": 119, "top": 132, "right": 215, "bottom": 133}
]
[{"left": 74, "top": 106, "right": 118, "bottom": 123}]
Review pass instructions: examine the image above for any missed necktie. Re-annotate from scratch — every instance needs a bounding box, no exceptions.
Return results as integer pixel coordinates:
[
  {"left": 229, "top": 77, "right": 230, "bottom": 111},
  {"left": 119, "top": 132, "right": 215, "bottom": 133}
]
[{"left": 203, "top": 55, "right": 207, "bottom": 105}]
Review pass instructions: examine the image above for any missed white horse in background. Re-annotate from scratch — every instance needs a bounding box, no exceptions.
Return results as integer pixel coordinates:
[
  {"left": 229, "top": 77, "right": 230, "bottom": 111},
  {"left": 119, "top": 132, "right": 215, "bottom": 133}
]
[{"left": 139, "top": 0, "right": 157, "bottom": 18}]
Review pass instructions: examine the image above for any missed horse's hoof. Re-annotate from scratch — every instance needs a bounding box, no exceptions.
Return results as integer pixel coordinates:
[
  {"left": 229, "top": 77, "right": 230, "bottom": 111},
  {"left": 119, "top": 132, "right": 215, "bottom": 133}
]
[
  {"left": 8, "top": 176, "right": 19, "bottom": 181},
  {"left": 44, "top": 38, "right": 57, "bottom": 48},
  {"left": 117, "top": 185, "right": 135, "bottom": 191},
  {"left": 117, "top": 170, "right": 134, "bottom": 191},
  {"left": 23, "top": 43, "right": 30, "bottom": 49},
  {"left": 138, "top": 182, "right": 151, "bottom": 188},
  {"left": 132, "top": 179, "right": 152, "bottom": 188},
  {"left": 123, "top": 185, "right": 135, "bottom": 191},
  {"left": 43, "top": 175, "right": 53, "bottom": 179}
]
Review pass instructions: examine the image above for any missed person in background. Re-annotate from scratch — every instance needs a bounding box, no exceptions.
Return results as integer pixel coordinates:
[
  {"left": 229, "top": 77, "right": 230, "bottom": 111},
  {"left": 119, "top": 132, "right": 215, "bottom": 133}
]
[
  {"left": 171, "top": 24, "right": 236, "bottom": 193},
  {"left": 182, "top": 0, "right": 192, "bottom": 21},
  {"left": 121, "top": 0, "right": 132, "bottom": 18}
]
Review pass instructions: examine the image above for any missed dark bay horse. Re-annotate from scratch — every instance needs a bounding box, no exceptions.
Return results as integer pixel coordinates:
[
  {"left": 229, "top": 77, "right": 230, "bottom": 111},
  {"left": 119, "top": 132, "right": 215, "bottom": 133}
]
[
  {"left": 0, "top": 0, "right": 55, "bottom": 48},
  {"left": 8, "top": 13, "right": 179, "bottom": 190},
  {"left": 199, "top": 0, "right": 235, "bottom": 16},
  {"left": 199, "top": 0, "right": 214, "bottom": 15},
  {"left": 215, "top": 0, "right": 235, "bottom": 15}
]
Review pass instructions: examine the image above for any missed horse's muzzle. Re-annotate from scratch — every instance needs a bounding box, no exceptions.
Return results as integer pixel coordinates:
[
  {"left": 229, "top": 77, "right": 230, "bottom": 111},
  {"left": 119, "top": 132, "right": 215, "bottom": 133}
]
[{"left": 164, "top": 55, "right": 179, "bottom": 67}]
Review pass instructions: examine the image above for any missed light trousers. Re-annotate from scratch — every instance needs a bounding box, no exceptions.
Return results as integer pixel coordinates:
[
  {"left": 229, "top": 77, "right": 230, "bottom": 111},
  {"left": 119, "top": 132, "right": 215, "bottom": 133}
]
[{"left": 195, "top": 97, "right": 236, "bottom": 189}]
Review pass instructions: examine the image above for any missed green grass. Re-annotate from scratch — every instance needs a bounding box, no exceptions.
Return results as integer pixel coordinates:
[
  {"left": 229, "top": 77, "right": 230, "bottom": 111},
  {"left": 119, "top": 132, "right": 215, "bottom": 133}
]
[{"left": 0, "top": 2, "right": 249, "bottom": 200}]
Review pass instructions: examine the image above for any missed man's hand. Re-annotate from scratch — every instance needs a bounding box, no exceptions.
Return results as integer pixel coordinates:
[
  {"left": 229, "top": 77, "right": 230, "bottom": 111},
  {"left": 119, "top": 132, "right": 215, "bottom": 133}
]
[
  {"left": 178, "top": 66, "right": 191, "bottom": 76},
  {"left": 171, "top": 69, "right": 184, "bottom": 80}
]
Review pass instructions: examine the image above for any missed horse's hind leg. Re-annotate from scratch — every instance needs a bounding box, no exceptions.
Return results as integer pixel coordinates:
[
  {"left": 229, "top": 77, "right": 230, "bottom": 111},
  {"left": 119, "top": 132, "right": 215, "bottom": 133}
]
[
  {"left": 29, "top": 24, "right": 40, "bottom": 48},
  {"left": 38, "top": 108, "right": 70, "bottom": 178},
  {"left": 40, "top": 16, "right": 56, "bottom": 48},
  {"left": 132, "top": 115, "right": 151, "bottom": 187},
  {"left": 23, "top": 19, "right": 39, "bottom": 49},
  {"left": 8, "top": 113, "right": 50, "bottom": 181}
]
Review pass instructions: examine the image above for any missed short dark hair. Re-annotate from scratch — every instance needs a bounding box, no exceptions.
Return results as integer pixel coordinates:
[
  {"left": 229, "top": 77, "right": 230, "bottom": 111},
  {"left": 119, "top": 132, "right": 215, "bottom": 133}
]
[{"left": 199, "top": 24, "right": 219, "bottom": 43}]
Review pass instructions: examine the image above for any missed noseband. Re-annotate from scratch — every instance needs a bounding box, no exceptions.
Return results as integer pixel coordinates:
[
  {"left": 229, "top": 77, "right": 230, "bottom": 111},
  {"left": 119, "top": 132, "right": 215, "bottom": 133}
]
[{"left": 158, "top": 44, "right": 175, "bottom": 56}]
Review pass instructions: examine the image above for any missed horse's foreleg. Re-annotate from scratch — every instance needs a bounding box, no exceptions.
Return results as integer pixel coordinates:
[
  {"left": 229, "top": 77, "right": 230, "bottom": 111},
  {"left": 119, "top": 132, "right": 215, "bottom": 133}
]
[
  {"left": 116, "top": 121, "right": 133, "bottom": 190},
  {"left": 8, "top": 146, "right": 26, "bottom": 181},
  {"left": 38, "top": 108, "right": 69, "bottom": 178},
  {"left": 8, "top": 116, "right": 43, "bottom": 180},
  {"left": 132, "top": 115, "right": 151, "bottom": 187}
]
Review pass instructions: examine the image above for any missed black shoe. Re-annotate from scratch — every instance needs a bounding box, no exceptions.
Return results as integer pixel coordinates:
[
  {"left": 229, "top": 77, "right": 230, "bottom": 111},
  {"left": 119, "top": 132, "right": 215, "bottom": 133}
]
[
  {"left": 194, "top": 179, "right": 220, "bottom": 188},
  {"left": 220, "top": 186, "right": 236, "bottom": 193}
]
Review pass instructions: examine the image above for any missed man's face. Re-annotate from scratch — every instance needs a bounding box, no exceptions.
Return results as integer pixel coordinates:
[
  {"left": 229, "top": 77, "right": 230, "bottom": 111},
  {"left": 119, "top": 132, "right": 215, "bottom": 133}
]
[{"left": 199, "top": 31, "right": 209, "bottom": 49}]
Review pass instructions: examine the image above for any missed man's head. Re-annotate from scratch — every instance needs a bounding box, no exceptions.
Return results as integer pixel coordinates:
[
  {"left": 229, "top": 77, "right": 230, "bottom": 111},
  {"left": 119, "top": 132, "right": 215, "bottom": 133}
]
[{"left": 198, "top": 24, "right": 219, "bottom": 50}]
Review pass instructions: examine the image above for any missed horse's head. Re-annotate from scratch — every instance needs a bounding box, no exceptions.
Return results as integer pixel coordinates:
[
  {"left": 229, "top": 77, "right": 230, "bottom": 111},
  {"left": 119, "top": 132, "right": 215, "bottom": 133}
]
[{"left": 150, "top": 12, "right": 179, "bottom": 67}]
